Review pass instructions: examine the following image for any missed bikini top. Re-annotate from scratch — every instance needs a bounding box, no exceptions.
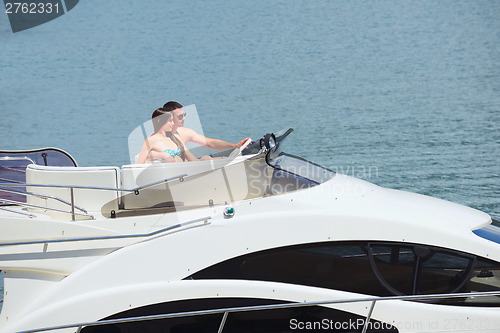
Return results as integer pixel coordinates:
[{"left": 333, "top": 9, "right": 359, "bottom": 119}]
[{"left": 163, "top": 147, "right": 182, "bottom": 158}]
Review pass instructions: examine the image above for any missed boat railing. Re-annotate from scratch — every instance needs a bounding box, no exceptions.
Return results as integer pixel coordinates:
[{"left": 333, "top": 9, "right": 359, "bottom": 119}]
[
  {"left": 0, "top": 216, "right": 211, "bottom": 247},
  {"left": 0, "top": 156, "right": 36, "bottom": 165},
  {"left": 16, "top": 291, "right": 500, "bottom": 333},
  {"left": 0, "top": 173, "right": 187, "bottom": 221}
]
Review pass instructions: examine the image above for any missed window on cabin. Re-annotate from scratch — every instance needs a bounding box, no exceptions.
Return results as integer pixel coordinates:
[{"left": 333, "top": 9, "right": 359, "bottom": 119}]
[
  {"left": 190, "top": 241, "right": 500, "bottom": 306},
  {"left": 368, "top": 243, "right": 476, "bottom": 296}
]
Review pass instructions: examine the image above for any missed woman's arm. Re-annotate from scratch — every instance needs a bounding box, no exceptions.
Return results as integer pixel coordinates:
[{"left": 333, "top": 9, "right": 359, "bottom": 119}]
[
  {"left": 136, "top": 139, "right": 152, "bottom": 164},
  {"left": 137, "top": 138, "right": 175, "bottom": 163},
  {"left": 149, "top": 150, "right": 175, "bottom": 163}
]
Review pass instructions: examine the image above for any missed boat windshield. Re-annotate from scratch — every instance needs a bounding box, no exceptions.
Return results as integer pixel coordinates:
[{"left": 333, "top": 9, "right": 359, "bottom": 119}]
[
  {"left": 105, "top": 130, "right": 335, "bottom": 217},
  {"left": 265, "top": 132, "right": 336, "bottom": 185}
]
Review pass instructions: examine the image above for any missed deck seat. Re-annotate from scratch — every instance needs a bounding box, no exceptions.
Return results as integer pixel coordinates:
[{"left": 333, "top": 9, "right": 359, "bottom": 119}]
[{"left": 26, "top": 164, "right": 121, "bottom": 220}]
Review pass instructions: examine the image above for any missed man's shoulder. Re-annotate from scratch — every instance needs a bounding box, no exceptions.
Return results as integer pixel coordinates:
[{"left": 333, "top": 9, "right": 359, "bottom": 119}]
[
  {"left": 177, "top": 127, "right": 209, "bottom": 145},
  {"left": 177, "top": 127, "right": 198, "bottom": 137}
]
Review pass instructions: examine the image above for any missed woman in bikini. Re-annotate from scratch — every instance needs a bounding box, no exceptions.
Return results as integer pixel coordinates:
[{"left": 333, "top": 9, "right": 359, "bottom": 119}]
[{"left": 137, "top": 108, "right": 207, "bottom": 164}]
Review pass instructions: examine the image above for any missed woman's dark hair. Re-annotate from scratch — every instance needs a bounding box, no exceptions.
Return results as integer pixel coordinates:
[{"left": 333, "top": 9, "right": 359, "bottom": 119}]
[
  {"left": 152, "top": 107, "right": 172, "bottom": 133},
  {"left": 151, "top": 107, "right": 186, "bottom": 160}
]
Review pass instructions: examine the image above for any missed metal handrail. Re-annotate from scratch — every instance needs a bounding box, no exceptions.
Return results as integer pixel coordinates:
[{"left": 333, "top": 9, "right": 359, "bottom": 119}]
[
  {"left": 0, "top": 205, "right": 37, "bottom": 218},
  {"left": 0, "top": 198, "right": 93, "bottom": 219},
  {"left": 0, "top": 156, "right": 35, "bottom": 164},
  {"left": 0, "top": 187, "right": 88, "bottom": 214},
  {"left": 0, "top": 216, "right": 211, "bottom": 247},
  {"left": 0, "top": 174, "right": 187, "bottom": 221},
  {"left": 0, "top": 173, "right": 187, "bottom": 194},
  {"left": 16, "top": 291, "right": 500, "bottom": 333}
]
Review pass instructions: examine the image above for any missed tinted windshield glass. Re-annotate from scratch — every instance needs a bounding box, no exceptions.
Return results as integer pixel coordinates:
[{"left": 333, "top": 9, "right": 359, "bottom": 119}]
[{"left": 266, "top": 133, "right": 335, "bottom": 184}]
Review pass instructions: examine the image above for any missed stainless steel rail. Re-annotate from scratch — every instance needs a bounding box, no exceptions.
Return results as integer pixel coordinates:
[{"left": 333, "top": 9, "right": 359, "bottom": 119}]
[
  {"left": 0, "top": 187, "right": 88, "bottom": 214},
  {"left": 0, "top": 205, "right": 37, "bottom": 218},
  {"left": 0, "top": 156, "right": 35, "bottom": 164},
  {"left": 0, "top": 216, "right": 211, "bottom": 247},
  {"left": 16, "top": 291, "right": 500, "bottom": 333},
  {"left": 0, "top": 198, "right": 93, "bottom": 219},
  {"left": 0, "top": 173, "right": 187, "bottom": 193},
  {"left": 0, "top": 173, "right": 187, "bottom": 221}
]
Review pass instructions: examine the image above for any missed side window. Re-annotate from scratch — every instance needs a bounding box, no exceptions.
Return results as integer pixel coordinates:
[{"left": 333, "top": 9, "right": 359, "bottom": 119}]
[
  {"left": 368, "top": 243, "right": 476, "bottom": 296},
  {"left": 465, "top": 257, "right": 500, "bottom": 306},
  {"left": 191, "top": 241, "right": 500, "bottom": 306},
  {"left": 192, "top": 242, "right": 385, "bottom": 296},
  {"left": 367, "top": 244, "right": 416, "bottom": 295}
]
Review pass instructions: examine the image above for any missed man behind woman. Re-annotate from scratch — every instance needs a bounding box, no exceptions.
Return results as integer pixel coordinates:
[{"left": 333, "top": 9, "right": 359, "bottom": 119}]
[{"left": 137, "top": 102, "right": 249, "bottom": 164}]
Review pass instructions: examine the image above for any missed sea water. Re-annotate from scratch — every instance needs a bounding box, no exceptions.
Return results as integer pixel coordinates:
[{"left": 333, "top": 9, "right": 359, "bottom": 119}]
[{"left": 0, "top": 0, "right": 499, "bottom": 306}]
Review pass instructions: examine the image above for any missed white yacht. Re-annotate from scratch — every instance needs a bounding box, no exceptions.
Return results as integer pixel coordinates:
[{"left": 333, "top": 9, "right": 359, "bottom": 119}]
[{"left": 0, "top": 128, "right": 499, "bottom": 333}]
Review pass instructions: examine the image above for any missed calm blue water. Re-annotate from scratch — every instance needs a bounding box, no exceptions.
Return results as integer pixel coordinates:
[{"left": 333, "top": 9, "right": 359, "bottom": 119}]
[
  {"left": 0, "top": 1, "right": 498, "bottom": 213},
  {"left": 0, "top": 0, "right": 499, "bottom": 310}
]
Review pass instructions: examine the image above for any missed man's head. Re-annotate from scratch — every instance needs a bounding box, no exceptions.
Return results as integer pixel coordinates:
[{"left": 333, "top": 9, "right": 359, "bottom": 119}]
[{"left": 163, "top": 101, "right": 185, "bottom": 129}]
